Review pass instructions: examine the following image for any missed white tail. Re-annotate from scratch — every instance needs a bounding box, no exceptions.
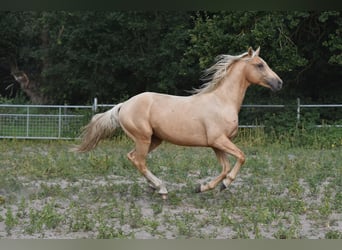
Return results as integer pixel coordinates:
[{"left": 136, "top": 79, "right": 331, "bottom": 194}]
[{"left": 72, "top": 103, "right": 123, "bottom": 152}]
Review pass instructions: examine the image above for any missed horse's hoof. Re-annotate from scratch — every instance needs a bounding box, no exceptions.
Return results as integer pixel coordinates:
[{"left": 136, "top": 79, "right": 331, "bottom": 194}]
[
  {"left": 220, "top": 183, "right": 227, "bottom": 192},
  {"left": 160, "top": 194, "right": 168, "bottom": 200},
  {"left": 195, "top": 184, "right": 202, "bottom": 193}
]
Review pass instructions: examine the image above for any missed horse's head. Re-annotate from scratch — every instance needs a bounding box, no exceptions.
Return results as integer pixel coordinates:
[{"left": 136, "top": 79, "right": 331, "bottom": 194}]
[{"left": 244, "top": 47, "right": 283, "bottom": 92}]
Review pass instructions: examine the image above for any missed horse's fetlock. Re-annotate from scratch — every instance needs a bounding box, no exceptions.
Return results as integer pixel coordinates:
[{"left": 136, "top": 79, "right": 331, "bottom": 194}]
[
  {"left": 207, "top": 182, "right": 216, "bottom": 190},
  {"left": 158, "top": 185, "right": 168, "bottom": 195},
  {"left": 238, "top": 152, "right": 245, "bottom": 164},
  {"left": 127, "top": 152, "right": 134, "bottom": 162}
]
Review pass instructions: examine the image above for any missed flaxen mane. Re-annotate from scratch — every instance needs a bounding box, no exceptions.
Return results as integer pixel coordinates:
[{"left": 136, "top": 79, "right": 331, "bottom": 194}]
[{"left": 192, "top": 52, "right": 249, "bottom": 94}]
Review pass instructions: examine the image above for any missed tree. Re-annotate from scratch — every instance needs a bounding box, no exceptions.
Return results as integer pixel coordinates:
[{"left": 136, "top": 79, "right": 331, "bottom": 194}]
[
  {"left": 1, "top": 11, "right": 193, "bottom": 104},
  {"left": 0, "top": 12, "right": 26, "bottom": 100},
  {"left": 0, "top": 11, "right": 341, "bottom": 105},
  {"left": 0, "top": 11, "right": 64, "bottom": 103},
  {"left": 181, "top": 11, "right": 342, "bottom": 103},
  {"left": 33, "top": 11, "right": 193, "bottom": 104}
]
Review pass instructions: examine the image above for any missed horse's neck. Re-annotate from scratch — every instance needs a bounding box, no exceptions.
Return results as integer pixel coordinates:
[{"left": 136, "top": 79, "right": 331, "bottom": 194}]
[{"left": 213, "top": 68, "right": 250, "bottom": 112}]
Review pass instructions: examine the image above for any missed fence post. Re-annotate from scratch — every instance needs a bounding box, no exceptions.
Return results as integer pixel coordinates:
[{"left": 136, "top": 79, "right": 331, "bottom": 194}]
[
  {"left": 296, "top": 98, "right": 301, "bottom": 127},
  {"left": 58, "top": 106, "right": 62, "bottom": 138},
  {"left": 26, "top": 106, "right": 30, "bottom": 137},
  {"left": 93, "top": 97, "right": 98, "bottom": 113}
]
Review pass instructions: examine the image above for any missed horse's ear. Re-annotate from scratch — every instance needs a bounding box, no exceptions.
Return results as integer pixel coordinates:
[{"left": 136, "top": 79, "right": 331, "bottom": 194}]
[
  {"left": 254, "top": 47, "right": 260, "bottom": 56},
  {"left": 248, "top": 47, "right": 253, "bottom": 57}
]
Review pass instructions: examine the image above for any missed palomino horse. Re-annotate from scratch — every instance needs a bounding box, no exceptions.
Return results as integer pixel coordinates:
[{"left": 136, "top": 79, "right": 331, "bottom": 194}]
[{"left": 73, "top": 47, "right": 282, "bottom": 199}]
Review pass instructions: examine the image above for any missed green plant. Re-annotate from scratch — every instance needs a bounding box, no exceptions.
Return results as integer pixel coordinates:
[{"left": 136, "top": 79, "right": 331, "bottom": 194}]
[
  {"left": 5, "top": 207, "right": 18, "bottom": 235},
  {"left": 16, "top": 197, "right": 27, "bottom": 219},
  {"left": 325, "top": 230, "right": 342, "bottom": 239},
  {"left": 69, "top": 207, "right": 95, "bottom": 232},
  {"left": 274, "top": 225, "right": 300, "bottom": 239},
  {"left": 151, "top": 203, "right": 163, "bottom": 215},
  {"left": 97, "top": 222, "right": 126, "bottom": 239},
  {"left": 25, "top": 201, "right": 63, "bottom": 234}
]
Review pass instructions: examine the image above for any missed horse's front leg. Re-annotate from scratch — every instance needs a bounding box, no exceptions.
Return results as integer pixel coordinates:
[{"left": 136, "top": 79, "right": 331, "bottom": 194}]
[
  {"left": 215, "top": 137, "right": 245, "bottom": 191},
  {"left": 196, "top": 148, "right": 231, "bottom": 192},
  {"left": 198, "top": 135, "right": 245, "bottom": 192}
]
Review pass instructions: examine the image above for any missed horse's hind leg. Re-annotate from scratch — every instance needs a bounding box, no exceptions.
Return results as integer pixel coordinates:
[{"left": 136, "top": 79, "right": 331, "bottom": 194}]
[
  {"left": 145, "top": 136, "right": 163, "bottom": 190},
  {"left": 127, "top": 138, "right": 168, "bottom": 198},
  {"left": 149, "top": 135, "right": 162, "bottom": 153},
  {"left": 196, "top": 148, "right": 231, "bottom": 193}
]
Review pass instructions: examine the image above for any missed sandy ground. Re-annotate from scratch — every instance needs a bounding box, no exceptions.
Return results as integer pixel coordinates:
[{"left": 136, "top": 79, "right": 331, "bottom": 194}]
[{"left": 0, "top": 173, "right": 340, "bottom": 239}]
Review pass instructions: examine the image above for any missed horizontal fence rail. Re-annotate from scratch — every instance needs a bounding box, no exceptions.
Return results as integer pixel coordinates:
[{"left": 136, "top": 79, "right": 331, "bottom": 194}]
[
  {"left": 0, "top": 104, "right": 92, "bottom": 139},
  {"left": 0, "top": 98, "right": 341, "bottom": 139}
]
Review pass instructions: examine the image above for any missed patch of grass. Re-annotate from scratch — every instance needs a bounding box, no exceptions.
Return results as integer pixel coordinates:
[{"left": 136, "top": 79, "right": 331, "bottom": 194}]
[
  {"left": 0, "top": 127, "right": 341, "bottom": 238},
  {"left": 5, "top": 207, "right": 18, "bottom": 236},
  {"left": 325, "top": 230, "right": 342, "bottom": 239},
  {"left": 96, "top": 222, "right": 126, "bottom": 239},
  {"left": 25, "top": 200, "right": 63, "bottom": 235},
  {"left": 274, "top": 225, "right": 300, "bottom": 239},
  {"left": 68, "top": 207, "right": 95, "bottom": 232},
  {"left": 151, "top": 203, "right": 163, "bottom": 215}
]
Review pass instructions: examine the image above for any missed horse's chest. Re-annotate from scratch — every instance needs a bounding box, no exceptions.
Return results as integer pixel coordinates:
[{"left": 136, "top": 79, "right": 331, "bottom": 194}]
[{"left": 223, "top": 115, "right": 239, "bottom": 137}]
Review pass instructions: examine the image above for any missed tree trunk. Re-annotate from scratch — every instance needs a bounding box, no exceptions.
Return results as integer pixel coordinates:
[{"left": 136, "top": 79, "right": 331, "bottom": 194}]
[
  {"left": 9, "top": 22, "right": 50, "bottom": 104},
  {"left": 10, "top": 64, "right": 47, "bottom": 104}
]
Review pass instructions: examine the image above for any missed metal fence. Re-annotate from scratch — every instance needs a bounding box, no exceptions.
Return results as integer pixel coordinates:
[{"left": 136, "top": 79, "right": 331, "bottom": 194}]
[
  {"left": 0, "top": 104, "right": 91, "bottom": 139},
  {"left": 0, "top": 98, "right": 341, "bottom": 139}
]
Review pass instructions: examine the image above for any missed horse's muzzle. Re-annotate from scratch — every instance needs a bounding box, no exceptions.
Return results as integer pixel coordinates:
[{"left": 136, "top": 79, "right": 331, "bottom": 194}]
[{"left": 267, "top": 78, "right": 283, "bottom": 92}]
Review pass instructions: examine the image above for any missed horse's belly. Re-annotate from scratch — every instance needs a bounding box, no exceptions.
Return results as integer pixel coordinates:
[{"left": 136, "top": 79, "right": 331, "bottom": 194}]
[{"left": 152, "top": 118, "right": 208, "bottom": 147}]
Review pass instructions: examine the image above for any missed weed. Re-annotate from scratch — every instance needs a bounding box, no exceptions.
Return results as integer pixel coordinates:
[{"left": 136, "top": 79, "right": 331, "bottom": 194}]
[
  {"left": 142, "top": 218, "right": 159, "bottom": 232},
  {"left": 5, "top": 207, "right": 18, "bottom": 235},
  {"left": 167, "top": 193, "right": 182, "bottom": 206},
  {"left": 68, "top": 207, "right": 95, "bottom": 232},
  {"left": 325, "top": 230, "right": 342, "bottom": 239},
  {"left": 97, "top": 222, "right": 126, "bottom": 239},
  {"left": 25, "top": 201, "right": 63, "bottom": 234},
  {"left": 151, "top": 203, "right": 163, "bottom": 215},
  {"left": 220, "top": 212, "right": 234, "bottom": 226},
  {"left": 128, "top": 203, "right": 144, "bottom": 228},
  {"left": 175, "top": 212, "right": 197, "bottom": 238},
  {"left": 232, "top": 223, "right": 249, "bottom": 239},
  {"left": 253, "top": 222, "right": 262, "bottom": 239},
  {"left": 273, "top": 224, "right": 300, "bottom": 239},
  {"left": 175, "top": 219, "right": 192, "bottom": 238},
  {"left": 288, "top": 180, "right": 305, "bottom": 198},
  {"left": 318, "top": 197, "right": 332, "bottom": 217},
  {"left": 16, "top": 197, "right": 27, "bottom": 219},
  {"left": 0, "top": 196, "right": 5, "bottom": 205},
  {"left": 130, "top": 182, "right": 142, "bottom": 197},
  {"left": 334, "top": 192, "right": 342, "bottom": 211},
  {"left": 36, "top": 183, "right": 64, "bottom": 199}
]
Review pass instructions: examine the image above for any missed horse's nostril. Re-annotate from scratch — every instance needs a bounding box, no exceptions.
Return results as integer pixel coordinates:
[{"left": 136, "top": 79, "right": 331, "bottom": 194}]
[{"left": 278, "top": 79, "right": 283, "bottom": 88}]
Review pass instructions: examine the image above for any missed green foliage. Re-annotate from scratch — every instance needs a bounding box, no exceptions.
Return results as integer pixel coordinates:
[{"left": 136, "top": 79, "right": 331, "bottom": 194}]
[
  {"left": 0, "top": 11, "right": 192, "bottom": 104},
  {"left": 0, "top": 11, "right": 341, "bottom": 107},
  {"left": 321, "top": 11, "right": 342, "bottom": 65},
  {"left": 183, "top": 11, "right": 307, "bottom": 72},
  {"left": 325, "top": 230, "right": 342, "bottom": 239},
  {"left": 5, "top": 207, "right": 18, "bottom": 235}
]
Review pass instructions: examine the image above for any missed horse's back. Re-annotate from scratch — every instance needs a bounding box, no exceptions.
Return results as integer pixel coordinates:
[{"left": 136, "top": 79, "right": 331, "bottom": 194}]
[{"left": 117, "top": 92, "right": 206, "bottom": 145}]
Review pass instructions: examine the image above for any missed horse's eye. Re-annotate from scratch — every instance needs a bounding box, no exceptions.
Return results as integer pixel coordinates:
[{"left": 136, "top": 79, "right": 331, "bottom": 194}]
[{"left": 256, "top": 63, "right": 264, "bottom": 69}]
